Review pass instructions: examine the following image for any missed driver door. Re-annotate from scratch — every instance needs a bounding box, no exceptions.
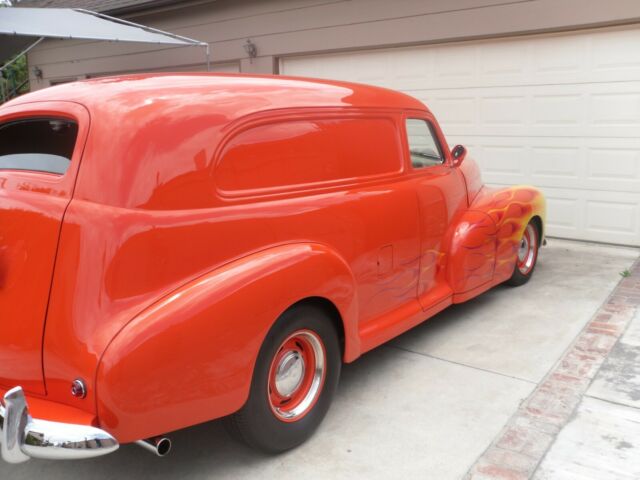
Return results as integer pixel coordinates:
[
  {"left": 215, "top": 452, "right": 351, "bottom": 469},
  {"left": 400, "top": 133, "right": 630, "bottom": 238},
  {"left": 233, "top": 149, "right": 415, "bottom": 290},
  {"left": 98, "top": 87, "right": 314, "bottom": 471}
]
[{"left": 403, "top": 116, "right": 468, "bottom": 310}]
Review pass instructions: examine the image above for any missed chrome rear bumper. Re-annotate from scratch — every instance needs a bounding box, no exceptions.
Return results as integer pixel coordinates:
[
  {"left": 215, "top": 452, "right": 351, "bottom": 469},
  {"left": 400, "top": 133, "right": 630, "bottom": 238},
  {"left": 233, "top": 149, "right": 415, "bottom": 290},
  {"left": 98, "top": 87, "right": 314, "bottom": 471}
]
[{"left": 0, "top": 386, "right": 118, "bottom": 463}]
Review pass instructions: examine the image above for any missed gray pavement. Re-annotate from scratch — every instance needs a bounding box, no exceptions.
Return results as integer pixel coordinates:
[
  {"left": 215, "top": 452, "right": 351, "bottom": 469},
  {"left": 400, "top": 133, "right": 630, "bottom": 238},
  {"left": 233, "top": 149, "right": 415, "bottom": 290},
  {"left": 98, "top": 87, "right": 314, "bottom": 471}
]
[
  {"left": 535, "top": 309, "right": 640, "bottom": 479},
  {"left": 1, "top": 239, "right": 638, "bottom": 479}
]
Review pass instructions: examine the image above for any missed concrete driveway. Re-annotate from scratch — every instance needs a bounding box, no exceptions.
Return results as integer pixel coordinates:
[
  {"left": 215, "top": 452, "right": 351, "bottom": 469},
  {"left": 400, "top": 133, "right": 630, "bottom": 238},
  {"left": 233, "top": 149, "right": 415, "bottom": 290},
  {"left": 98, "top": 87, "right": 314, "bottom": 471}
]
[{"left": 2, "top": 239, "right": 638, "bottom": 479}]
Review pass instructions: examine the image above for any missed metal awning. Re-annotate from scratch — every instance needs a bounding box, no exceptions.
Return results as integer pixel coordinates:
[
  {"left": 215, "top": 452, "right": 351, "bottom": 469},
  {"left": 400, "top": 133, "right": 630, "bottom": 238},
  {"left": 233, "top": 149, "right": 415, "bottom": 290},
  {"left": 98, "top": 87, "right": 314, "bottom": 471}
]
[{"left": 0, "top": 7, "right": 210, "bottom": 70}]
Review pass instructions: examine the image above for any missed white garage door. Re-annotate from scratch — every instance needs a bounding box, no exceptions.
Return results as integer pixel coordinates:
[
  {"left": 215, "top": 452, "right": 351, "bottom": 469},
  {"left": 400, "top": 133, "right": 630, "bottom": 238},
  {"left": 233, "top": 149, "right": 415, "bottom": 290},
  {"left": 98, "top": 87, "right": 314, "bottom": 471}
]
[{"left": 281, "top": 26, "right": 640, "bottom": 246}]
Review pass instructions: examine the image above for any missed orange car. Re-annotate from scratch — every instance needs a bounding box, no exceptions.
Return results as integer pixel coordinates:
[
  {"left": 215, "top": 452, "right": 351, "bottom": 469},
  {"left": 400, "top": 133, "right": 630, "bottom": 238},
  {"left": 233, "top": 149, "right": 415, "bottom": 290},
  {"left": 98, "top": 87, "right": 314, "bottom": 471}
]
[{"left": 0, "top": 74, "right": 545, "bottom": 462}]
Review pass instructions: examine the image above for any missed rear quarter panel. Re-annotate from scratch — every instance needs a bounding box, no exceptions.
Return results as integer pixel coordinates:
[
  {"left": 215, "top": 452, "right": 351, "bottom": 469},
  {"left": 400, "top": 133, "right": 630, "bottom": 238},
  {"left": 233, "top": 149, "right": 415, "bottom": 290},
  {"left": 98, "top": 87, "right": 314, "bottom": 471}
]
[{"left": 95, "top": 243, "right": 357, "bottom": 443}]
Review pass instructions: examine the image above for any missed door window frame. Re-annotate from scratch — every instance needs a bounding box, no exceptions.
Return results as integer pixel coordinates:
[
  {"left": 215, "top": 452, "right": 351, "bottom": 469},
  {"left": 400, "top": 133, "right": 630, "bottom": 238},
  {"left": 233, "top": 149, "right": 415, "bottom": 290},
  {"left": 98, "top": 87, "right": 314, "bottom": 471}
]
[{"left": 400, "top": 113, "right": 453, "bottom": 175}]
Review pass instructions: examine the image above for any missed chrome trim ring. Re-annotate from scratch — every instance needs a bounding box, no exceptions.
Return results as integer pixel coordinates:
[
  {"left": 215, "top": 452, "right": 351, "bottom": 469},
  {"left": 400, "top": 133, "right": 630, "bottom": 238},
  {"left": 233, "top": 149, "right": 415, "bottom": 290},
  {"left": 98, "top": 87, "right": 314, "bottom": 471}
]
[
  {"left": 517, "top": 223, "right": 538, "bottom": 275},
  {"left": 267, "top": 329, "right": 326, "bottom": 422}
]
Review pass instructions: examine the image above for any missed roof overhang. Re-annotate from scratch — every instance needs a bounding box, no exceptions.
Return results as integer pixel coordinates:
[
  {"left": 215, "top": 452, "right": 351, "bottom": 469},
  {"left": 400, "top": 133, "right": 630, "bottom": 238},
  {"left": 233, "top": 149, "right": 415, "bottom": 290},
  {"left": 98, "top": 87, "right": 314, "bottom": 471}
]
[{"left": 0, "top": 7, "right": 209, "bottom": 70}]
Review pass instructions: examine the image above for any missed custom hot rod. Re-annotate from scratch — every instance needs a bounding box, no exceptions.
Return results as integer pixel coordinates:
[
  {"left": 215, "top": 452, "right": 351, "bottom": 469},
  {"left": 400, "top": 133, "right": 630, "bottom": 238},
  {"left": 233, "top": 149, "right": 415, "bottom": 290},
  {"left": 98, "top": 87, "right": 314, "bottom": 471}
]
[{"left": 0, "top": 73, "right": 544, "bottom": 462}]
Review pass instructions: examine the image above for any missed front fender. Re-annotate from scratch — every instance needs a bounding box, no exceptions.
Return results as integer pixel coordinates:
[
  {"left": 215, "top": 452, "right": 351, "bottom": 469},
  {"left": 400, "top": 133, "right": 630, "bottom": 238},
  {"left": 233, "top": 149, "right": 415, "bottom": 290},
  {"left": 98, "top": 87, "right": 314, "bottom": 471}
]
[
  {"left": 95, "top": 243, "right": 357, "bottom": 443},
  {"left": 473, "top": 185, "right": 546, "bottom": 282},
  {"left": 447, "top": 210, "right": 498, "bottom": 294},
  {"left": 447, "top": 185, "right": 545, "bottom": 299}
]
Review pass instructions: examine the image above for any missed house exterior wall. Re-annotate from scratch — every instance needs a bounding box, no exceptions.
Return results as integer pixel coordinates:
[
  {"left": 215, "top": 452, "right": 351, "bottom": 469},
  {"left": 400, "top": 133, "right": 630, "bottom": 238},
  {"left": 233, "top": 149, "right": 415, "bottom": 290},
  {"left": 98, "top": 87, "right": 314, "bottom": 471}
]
[{"left": 26, "top": 0, "right": 640, "bottom": 88}]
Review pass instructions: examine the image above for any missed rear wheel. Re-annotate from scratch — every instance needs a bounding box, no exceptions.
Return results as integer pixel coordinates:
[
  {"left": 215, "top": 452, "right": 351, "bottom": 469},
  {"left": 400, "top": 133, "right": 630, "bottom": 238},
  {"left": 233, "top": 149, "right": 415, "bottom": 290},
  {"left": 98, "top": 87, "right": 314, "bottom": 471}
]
[
  {"left": 506, "top": 220, "right": 539, "bottom": 286},
  {"left": 225, "top": 304, "right": 341, "bottom": 453}
]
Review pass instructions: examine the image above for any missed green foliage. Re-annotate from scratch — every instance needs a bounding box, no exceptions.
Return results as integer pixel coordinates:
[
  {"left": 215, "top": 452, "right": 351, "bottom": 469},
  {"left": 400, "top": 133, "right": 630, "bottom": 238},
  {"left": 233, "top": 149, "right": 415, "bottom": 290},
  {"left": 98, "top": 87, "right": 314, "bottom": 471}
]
[
  {"left": 620, "top": 269, "right": 631, "bottom": 278},
  {"left": 1, "top": 1, "right": 30, "bottom": 102},
  {"left": 1, "top": 54, "right": 30, "bottom": 101}
]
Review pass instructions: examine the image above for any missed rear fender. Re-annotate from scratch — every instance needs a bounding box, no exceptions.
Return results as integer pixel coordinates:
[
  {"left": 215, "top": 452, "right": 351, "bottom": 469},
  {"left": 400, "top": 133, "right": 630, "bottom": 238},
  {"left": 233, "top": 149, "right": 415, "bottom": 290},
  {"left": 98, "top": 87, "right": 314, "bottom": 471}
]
[{"left": 95, "top": 242, "right": 357, "bottom": 443}]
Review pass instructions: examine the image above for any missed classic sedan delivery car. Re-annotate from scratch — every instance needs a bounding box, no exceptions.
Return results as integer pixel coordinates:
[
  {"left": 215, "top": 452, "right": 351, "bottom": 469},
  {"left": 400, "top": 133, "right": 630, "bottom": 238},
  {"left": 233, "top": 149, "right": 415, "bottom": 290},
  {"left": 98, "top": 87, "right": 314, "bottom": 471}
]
[{"left": 0, "top": 74, "right": 545, "bottom": 462}]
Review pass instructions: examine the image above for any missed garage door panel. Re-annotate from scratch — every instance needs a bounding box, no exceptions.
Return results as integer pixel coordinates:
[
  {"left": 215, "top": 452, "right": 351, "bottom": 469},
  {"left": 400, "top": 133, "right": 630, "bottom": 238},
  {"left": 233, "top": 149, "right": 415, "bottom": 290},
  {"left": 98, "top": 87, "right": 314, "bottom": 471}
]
[
  {"left": 543, "top": 193, "right": 582, "bottom": 238},
  {"left": 549, "top": 189, "right": 638, "bottom": 245},
  {"left": 478, "top": 145, "right": 528, "bottom": 180},
  {"left": 282, "top": 25, "right": 640, "bottom": 246},
  {"left": 531, "top": 35, "right": 586, "bottom": 76},
  {"left": 530, "top": 146, "right": 581, "bottom": 181},
  {"left": 480, "top": 41, "right": 526, "bottom": 76},
  {"left": 586, "top": 148, "right": 640, "bottom": 193},
  {"left": 587, "top": 199, "right": 637, "bottom": 235},
  {"left": 532, "top": 94, "right": 584, "bottom": 126},
  {"left": 591, "top": 28, "right": 640, "bottom": 74},
  {"left": 590, "top": 92, "right": 640, "bottom": 126},
  {"left": 434, "top": 44, "right": 477, "bottom": 80},
  {"left": 428, "top": 97, "right": 476, "bottom": 126},
  {"left": 479, "top": 96, "right": 527, "bottom": 126},
  {"left": 390, "top": 49, "right": 433, "bottom": 87},
  {"left": 581, "top": 189, "right": 640, "bottom": 244}
]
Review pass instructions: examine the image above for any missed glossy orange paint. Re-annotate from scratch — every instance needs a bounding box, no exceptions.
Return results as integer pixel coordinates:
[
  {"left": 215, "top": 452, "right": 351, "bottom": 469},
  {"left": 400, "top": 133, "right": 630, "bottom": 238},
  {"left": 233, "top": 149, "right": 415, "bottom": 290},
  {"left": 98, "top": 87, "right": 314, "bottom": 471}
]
[
  {"left": 0, "top": 102, "right": 89, "bottom": 395},
  {"left": 0, "top": 74, "right": 545, "bottom": 444}
]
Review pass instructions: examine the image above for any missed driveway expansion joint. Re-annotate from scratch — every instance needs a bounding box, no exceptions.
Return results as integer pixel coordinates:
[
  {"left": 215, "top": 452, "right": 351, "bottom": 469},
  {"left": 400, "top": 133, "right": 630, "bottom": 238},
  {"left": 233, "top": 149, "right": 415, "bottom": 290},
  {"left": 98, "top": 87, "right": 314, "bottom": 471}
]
[
  {"left": 583, "top": 393, "right": 640, "bottom": 411},
  {"left": 465, "top": 258, "right": 640, "bottom": 480},
  {"left": 385, "top": 344, "right": 536, "bottom": 385}
]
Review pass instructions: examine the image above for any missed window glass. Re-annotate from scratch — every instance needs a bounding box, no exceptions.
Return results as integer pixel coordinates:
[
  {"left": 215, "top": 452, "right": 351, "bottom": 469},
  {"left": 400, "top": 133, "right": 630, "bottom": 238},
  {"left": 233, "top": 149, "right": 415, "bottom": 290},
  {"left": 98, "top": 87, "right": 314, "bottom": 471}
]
[
  {"left": 217, "top": 117, "right": 402, "bottom": 192},
  {"left": 405, "top": 118, "right": 443, "bottom": 169},
  {"left": 0, "top": 118, "right": 78, "bottom": 175}
]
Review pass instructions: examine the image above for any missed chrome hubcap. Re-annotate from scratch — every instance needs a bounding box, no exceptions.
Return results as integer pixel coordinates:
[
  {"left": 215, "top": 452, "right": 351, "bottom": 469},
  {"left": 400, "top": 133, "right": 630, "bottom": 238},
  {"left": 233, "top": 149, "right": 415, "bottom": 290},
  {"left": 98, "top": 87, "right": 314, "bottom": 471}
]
[
  {"left": 518, "top": 236, "right": 529, "bottom": 263},
  {"left": 274, "top": 351, "right": 305, "bottom": 397}
]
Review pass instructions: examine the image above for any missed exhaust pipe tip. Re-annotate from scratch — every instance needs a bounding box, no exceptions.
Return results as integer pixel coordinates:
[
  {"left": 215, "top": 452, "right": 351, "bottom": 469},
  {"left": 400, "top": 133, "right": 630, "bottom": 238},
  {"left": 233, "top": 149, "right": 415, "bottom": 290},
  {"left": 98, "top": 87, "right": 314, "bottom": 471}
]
[
  {"left": 135, "top": 437, "right": 172, "bottom": 457},
  {"left": 155, "top": 437, "right": 172, "bottom": 457}
]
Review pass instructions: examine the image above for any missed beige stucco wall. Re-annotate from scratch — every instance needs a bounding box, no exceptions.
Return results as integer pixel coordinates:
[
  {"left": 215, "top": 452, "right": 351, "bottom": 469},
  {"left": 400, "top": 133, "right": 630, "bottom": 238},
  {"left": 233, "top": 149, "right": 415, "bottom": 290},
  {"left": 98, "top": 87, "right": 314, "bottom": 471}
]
[{"left": 27, "top": 0, "right": 640, "bottom": 89}]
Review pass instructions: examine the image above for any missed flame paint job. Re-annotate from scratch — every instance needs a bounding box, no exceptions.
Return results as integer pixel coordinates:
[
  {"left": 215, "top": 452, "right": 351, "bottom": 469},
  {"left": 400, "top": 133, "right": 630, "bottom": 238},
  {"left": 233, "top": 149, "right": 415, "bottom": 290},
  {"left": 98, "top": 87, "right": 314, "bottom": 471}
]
[
  {"left": 0, "top": 74, "right": 545, "bottom": 443},
  {"left": 481, "top": 186, "right": 546, "bottom": 282},
  {"left": 448, "top": 186, "right": 545, "bottom": 303}
]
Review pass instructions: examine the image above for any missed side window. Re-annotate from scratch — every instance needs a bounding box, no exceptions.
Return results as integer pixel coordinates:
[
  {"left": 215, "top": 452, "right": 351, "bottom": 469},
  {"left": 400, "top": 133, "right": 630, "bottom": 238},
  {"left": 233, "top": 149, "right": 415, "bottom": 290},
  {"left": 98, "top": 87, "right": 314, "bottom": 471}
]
[
  {"left": 405, "top": 118, "right": 443, "bottom": 169},
  {"left": 217, "top": 117, "right": 402, "bottom": 192},
  {"left": 0, "top": 118, "right": 78, "bottom": 175}
]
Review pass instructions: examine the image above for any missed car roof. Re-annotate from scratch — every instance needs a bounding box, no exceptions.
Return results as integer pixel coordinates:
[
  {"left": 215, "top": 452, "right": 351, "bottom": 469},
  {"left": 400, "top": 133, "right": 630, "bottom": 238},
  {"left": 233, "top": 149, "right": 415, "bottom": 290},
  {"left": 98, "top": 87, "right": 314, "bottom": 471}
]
[{"left": 5, "top": 73, "right": 429, "bottom": 119}]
